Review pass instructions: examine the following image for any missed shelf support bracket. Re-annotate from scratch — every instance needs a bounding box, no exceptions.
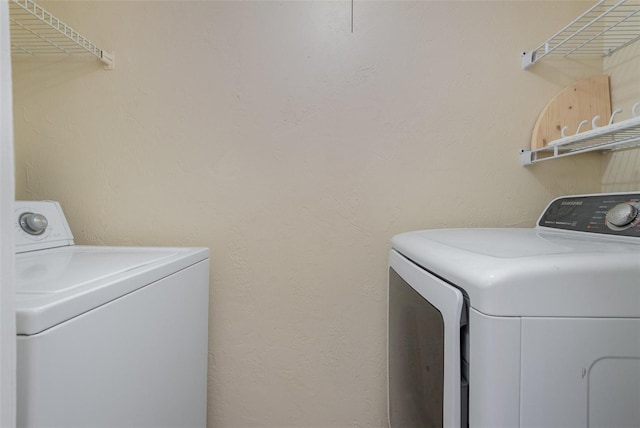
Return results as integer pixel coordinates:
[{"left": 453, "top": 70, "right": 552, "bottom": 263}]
[
  {"left": 521, "top": 50, "right": 536, "bottom": 70},
  {"left": 100, "top": 50, "right": 114, "bottom": 70}
]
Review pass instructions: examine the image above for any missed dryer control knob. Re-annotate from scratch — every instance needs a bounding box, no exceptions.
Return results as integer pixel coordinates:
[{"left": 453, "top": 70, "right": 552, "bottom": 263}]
[
  {"left": 19, "top": 212, "right": 48, "bottom": 235},
  {"left": 606, "top": 203, "right": 638, "bottom": 228}
]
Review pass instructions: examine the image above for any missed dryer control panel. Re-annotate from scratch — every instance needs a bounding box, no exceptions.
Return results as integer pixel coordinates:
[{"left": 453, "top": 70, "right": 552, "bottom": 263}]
[
  {"left": 538, "top": 192, "right": 640, "bottom": 237},
  {"left": 15, "top": 201, "right": 74, "bottom": 253}
]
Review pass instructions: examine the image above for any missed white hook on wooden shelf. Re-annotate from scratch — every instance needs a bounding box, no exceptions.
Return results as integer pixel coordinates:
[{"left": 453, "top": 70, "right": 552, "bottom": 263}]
[
  {"left": 575, "top": 120, "right": 589, "bottom": 135},
  {"left": 591, "top": 115, "right": 601, "bottom": 129},
  {"left": 561, "top": 126, "right": 569, "bottom": 138},
  {"left": 609, "top": 109, "right": 623, "bottom": 125},
  {"left": 632, "top": 102, "right": 640, "bottom": 117}
]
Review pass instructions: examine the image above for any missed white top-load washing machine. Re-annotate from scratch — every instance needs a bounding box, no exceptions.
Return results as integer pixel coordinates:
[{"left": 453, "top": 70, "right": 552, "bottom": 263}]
[
  {"left": 388, "top": 192, "right": 640, "bottom": 428},
  {"left": 15, "top": 201, "right": 210, "bottom": 427}
]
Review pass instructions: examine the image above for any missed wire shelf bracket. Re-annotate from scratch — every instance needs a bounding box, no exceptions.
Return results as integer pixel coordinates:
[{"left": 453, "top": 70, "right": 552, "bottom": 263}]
[
  {"left": 9, "top": 0, "right": 114, "bottom": 69},
  {"left": 522, "top": 0, "right": 640, "bottom": 69}
]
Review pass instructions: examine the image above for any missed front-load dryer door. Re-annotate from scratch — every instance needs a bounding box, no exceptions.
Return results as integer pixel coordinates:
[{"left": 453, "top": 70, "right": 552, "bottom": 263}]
[{"left": 388, "top": 249, "right": 465, "bottom": 428}]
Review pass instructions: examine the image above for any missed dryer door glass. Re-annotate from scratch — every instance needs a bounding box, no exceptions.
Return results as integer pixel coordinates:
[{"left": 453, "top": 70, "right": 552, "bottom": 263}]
[{"left": 388, "top": 267, "right": 444, "bottom": 427}]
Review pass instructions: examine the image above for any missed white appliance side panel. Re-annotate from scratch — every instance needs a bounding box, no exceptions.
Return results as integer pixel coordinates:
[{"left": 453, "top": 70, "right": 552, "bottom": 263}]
[
  {"left": 468, "top": 309, "right": 521, "bottom": 428},
  {"left": 0, "top": 1, "right": 16, "bottom": 425},
  {"left": 589, "top": 357, "right": 640, "bottom": 427},
  {"left": 388, "top": 250, "right": 464, "bottom": 428},
  {"left": 16, "top": 260, "right": 210, "bottom": 428},
  {"left": 15, "top": 246, "right": 209, "bottom": 335},
  {"left": 520, "top": 317, "right": 640, "bottom": 428},
  {"left": 392, "top": 229, "right": 640, "bottom": 318}
]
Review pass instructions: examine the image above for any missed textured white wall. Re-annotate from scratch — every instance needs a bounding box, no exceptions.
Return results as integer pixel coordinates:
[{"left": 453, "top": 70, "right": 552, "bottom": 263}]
[
  {"left": 12, "top": 1, "right": 602, "bottom": 427},
  {"left": 603, "top": 42, "right": 640, "bottom": 192}
]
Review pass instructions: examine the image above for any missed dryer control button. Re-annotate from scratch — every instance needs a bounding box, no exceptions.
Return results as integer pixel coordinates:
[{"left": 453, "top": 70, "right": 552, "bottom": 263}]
[
  {"left": 19, "top": 212, "right": 48, "bottom": 235},
  {"left": 605, "top": 203, "right": 638, "bottom": 228}
]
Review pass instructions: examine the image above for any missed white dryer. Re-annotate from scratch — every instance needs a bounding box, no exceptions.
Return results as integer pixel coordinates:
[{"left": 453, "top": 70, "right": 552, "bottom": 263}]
[
  {"left": 388, "top": 192, "right": 640, "bottom": 427},
  {"left": 15, "top": 201, "right": 210, "bottom": 427}
]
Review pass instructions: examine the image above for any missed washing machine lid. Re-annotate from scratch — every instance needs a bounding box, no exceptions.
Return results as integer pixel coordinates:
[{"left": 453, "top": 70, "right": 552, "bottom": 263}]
[
  {"left": 392, "top": 228, "right": 640, "bottom": 317},
  {"left": 15, "top": 245, "right": 209, "bottom": 335}
]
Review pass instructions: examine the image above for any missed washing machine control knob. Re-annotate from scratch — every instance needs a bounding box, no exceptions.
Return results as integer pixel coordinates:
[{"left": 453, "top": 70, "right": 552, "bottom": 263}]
[
  {"left": 19, "top": 212, "right": 48, "bottom": 235},
  {"left": 606, "top": 203, "right": 638, "bottom": 228}
]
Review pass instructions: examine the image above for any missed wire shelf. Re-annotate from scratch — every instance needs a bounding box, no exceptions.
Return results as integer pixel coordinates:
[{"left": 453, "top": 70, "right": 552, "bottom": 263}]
[
  {"left": 522, "top": 0, "right": 640, "bottom": 69},
  {"left": 521, "top": 103, "right": 640, "bottom": 165},
  {"left": 9, "top": 0, "right": 113, "bottom": 69}
]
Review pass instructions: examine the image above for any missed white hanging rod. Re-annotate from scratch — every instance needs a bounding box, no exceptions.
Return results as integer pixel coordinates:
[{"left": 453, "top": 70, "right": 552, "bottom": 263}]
[
  {"left": 9, "top": 0, "right": 113, "bottom": 69},
  {"left": 522, "top": 0, "right": 640, "bottom": 69},
  {"left": 521, "top": 102, "right": 640, "bottom": 165},
  {"left": 550, "top": 103, "right": 640, "bottom": 147}
]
